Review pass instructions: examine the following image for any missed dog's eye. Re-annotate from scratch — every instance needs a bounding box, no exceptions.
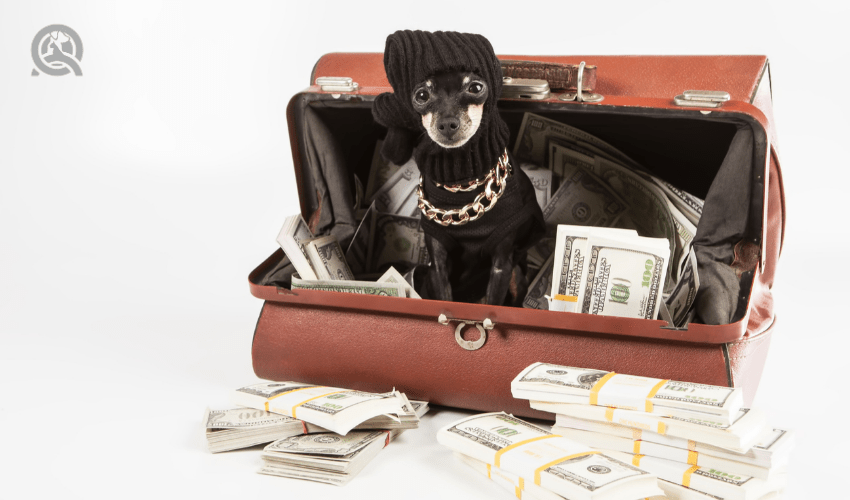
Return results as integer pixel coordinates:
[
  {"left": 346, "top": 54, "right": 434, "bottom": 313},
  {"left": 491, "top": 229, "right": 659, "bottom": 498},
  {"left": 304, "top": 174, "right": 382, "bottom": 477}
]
[
  {"left": 414, "top": 89, "right": 430, "bottom": 104},
  {"left": 468, "top": 82, "right": 484, "bottom": 94}
]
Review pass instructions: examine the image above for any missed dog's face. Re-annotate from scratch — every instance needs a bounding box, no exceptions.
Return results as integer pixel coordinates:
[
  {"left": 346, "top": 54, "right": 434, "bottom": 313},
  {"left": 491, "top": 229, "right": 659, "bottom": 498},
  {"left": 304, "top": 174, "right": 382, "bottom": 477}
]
[{"left": 411, "top": 71, "right": 488, "bottom": 149}]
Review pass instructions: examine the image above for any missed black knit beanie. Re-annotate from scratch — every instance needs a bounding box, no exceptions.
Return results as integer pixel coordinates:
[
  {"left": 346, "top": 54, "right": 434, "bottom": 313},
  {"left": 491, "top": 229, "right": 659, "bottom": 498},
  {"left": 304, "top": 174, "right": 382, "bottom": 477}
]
[{"left": 372, "top": 30, "right": 511, "bottom": 185}]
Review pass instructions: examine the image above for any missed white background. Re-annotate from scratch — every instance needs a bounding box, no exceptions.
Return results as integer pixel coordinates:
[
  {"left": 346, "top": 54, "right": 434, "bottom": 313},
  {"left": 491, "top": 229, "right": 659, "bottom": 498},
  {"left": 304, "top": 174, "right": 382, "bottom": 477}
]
[{"left": 1, "top": 1, "right": 847, "bottom": 498}]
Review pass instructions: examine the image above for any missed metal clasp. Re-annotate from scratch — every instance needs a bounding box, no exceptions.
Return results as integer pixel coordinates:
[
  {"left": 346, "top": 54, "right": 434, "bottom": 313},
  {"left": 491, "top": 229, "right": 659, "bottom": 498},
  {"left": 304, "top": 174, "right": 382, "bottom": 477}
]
[
  {"left": 315, "top": 76, "right": 359, "bottom": 92},
  {"left": 674, "top": 90, "right": 730, "bottom": 108},
  {"left": 558, "top": 61, "right": 604, "bottom": 103},
  {"left": 437, "top": 314, "right": 494, "bottom": 351},
  {"left": 501, "top": 77, "right": 551, "bottom": 100}
]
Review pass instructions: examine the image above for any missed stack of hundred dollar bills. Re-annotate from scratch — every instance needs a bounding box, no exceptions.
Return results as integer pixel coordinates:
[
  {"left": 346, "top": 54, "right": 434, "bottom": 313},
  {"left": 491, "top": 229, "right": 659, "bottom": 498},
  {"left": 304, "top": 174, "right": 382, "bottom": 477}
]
[
  {"left": 438, "top": 412, "right": 666, "bottom": 500},
  {"left": 511, "top": 362, "right": 793, "bottom": 499},
  {"left": 514, "top": 113, "right": 703, "bottom": 327},
  {"left": 203, "top": 381, "right": 427, "bottom": 486}
]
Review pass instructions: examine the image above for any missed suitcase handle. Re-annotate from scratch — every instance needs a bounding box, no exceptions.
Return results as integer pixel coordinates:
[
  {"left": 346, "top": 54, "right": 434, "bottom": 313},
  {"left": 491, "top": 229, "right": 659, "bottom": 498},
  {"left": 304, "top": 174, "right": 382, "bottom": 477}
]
[{"left": 501, "top": 59, "right": 596, "bottom": 92}]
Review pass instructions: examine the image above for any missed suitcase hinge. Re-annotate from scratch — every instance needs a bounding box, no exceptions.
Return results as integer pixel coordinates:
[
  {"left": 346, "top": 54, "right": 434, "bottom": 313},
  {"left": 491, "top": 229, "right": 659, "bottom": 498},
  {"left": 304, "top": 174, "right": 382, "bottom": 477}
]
[
  {"left": 674, "top": 90, "right": 730, "bottom": 108},
  {"left": 557, "top": 62, "right": 604, "bottom": 103},
  {"left": 437, "top": 314, "right": 494, "bottom": 351},
  {"left": 315, "top": 76, "right": 360, "bottom": 93}
]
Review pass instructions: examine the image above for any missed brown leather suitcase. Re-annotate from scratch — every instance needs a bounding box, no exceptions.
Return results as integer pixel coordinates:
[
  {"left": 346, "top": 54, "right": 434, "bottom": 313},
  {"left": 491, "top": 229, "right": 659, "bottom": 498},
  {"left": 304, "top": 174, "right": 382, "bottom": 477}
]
[{"left": 248, "top": 54, "right": 784, "bottom": 420}]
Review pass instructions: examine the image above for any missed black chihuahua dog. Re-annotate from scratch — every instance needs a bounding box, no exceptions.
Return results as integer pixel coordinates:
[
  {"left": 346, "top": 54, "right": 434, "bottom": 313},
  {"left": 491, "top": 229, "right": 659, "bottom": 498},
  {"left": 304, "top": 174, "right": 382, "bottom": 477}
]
[{"left": 373, "top": 30, "right": 544, "bottom": 306}]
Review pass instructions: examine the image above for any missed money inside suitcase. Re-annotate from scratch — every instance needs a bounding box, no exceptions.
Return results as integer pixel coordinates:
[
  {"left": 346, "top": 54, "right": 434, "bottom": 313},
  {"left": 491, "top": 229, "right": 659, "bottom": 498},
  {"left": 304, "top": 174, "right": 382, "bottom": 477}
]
[{"left": 253, "top": 94, "right": 766, "bottom": 330}]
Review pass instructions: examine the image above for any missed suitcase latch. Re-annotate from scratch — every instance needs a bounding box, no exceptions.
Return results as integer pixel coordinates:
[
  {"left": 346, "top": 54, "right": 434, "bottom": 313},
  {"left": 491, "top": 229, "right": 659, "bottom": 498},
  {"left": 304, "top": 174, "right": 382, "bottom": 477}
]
[
  {"left": 673, "top": 90, "right": 730, "bottom": 108},
  {"left": 437, "top": 314, "right": 495, "bottom": 351},
  {"left": 501, "top": 77, "right": 551, "bottom": 100},
  {"left": 558, "top": 61, "right": 604, "bottom": 103},
  {"left": 315, "top": 76, "right": 360, "bottom": 93}
]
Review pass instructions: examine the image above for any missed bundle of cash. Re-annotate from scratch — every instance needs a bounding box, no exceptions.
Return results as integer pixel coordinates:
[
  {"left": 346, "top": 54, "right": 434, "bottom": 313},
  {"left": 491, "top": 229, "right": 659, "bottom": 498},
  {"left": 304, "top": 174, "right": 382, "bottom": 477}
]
[
  {"left": 259, "top": 429, "right": 403, "bottom": 486},
  {"left": 547, "top": 226, "right": 670, "bottom": 320},
  {"left": 513, "top": 363, "right": 744, "bottom": 424},
  {"left": 203, "top": 400, "right": 429, "bottom": 453},
  {"left": 437, "top": 412, "right": 663, "bottom": 500},
  {"left": 232, "top": 381, "right": 413, "bottom": 435},
  {"left": 514, "top": 113, "right": 704, "bottom": 325},
  {"left": 510, "top": 363, "right": 792, "bottom": 499}
]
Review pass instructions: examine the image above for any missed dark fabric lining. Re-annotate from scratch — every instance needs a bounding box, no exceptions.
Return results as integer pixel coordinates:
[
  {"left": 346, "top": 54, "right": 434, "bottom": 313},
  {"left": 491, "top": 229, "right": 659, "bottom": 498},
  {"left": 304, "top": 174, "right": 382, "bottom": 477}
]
[{"left": 264, "top": 96, "right": 760, "bottom": 326}]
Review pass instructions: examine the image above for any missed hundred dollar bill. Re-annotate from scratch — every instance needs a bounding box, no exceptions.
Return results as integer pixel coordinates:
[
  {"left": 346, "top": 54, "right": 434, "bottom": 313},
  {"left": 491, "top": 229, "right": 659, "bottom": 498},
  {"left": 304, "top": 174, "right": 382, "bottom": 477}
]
[
  {"left": 578, "top": 232, "right": 670, "bottom": 320},
  {"left": 513, "top": 363, "right": 743, "bottom": 423},
  {"left": 524, "top": 252, "right": 555, "bottom": 310},
  {"left": 521, "top": 163, "right": 553, "bottom": 210},
  {"left": 551, "top": 427, "right": 781, "bottom": 480},
  {"left": 605, "top": 452, "right": 786, "bottom": 500},
  {"left": 291, "top": 274, "right": 406, "bottom": 297},
  {"left": 544, "top": 144, "right": 629, "bottom": 229},
  {"left": 536, "top": 403, "right": 767, "bottom": 454},
  {"left": 305, "top": 235, "right": 355, "bottom": 281},
  {"left": 367, "top": 212, "right": 429, "bottom": 273},
  {"left": 276, "top": 214, "right": 318, "bottom": 281},
  {"left": 233, "top": 381, "right": 410, "bottom": 436},
  {"left": 437, "top": 412, "right": 662, "bottom": 500},
  {"left": 364, "top": 140, "right": 402, "bottom": 202},
  {"left": 513, "top": 112, "right": 642, "bottom": 171},
  {"left": 665, "top": 248, "right": 700, "bottom": 327},
  {"left": 370, "top": 156, "right": 420, "bottom": 214}
]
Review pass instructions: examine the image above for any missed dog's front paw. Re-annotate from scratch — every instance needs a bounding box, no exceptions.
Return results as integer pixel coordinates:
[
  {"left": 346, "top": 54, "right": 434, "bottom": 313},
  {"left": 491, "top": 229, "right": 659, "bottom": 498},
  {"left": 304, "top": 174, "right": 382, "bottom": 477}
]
[{"left": 381, "top": 127, "right": 415, "bottom": 165}]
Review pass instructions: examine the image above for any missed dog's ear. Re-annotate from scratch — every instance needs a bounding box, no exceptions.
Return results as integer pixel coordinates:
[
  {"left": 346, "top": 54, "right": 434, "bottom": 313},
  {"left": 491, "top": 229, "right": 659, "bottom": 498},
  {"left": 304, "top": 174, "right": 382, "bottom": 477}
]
[{"left": 381, "top": 127, "right": 415, "bottom": 165}]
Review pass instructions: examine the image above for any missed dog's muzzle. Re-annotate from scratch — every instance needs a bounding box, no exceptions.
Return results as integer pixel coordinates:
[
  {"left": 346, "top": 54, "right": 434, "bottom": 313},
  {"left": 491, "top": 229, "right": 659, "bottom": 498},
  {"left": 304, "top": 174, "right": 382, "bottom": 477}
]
[{"left": 417, "top": 149, "right": 511, "bottom": 226}]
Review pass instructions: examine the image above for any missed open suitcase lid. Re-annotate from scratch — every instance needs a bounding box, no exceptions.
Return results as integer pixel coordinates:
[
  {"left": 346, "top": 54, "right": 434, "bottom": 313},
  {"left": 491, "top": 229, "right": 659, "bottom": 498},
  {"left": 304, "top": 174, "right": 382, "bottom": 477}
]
[{"left": 250, "top": 54, "right": 784, "bottom": 346}]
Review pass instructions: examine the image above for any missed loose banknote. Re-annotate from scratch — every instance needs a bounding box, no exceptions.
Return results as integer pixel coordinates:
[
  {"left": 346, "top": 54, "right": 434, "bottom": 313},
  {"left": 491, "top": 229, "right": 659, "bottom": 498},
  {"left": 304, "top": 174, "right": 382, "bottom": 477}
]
[
  {"left": 233, "top": 381, "right": 411, "bottom": 436},
  {"left": 437, "top": 412, "right": 662, "bottom": 500},
  {"left": 543, "top": 146, "right": 629, "bottom": 229},
  {"left": 364, "top": 140, "right": 402, "bottom": 202},
  {"left": 370, "top": 155, "right": 420, "bottom": 215},
  {"left": 276, "top": 214, "right": 318, "bottom": 281},
  {"left": 290, "top": 273, "right": 405, "bottom": 297},
  {"left": 523, "top": 252, "right": 555, "bottom": 310},
  {"left": 520, "top": 163, "right": 553, "bottom": 211},
  {"left": 664, "top": 248, "right": 700, "bottom": 327},
  {"left": 306, "top": 235, "right": 355, "bottom": 281},
  {"left": 368, "top": 212, "right": 429, "bottom": 273},
  {"left": 377, "top": 266, "right": 421, "bottom": 299}
]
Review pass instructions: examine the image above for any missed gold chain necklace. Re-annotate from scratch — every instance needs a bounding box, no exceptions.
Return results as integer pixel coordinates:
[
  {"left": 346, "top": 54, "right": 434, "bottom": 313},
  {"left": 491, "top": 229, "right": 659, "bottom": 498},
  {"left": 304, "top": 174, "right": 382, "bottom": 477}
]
[{"left": 417, "top": 149, "right": 511, "bottom": 226}]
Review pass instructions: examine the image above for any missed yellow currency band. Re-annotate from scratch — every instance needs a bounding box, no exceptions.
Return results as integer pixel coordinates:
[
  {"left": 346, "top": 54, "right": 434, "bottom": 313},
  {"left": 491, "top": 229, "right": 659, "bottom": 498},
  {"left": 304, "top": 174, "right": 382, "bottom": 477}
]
[
  {"left": 657, "top": 422, "right": 667, "bottom": 435},
  {"left": 264, "top": 385, "right": 322, "bottom": 412},
  {"left": 534, "top": 451, "right": 601, "bottom": 485},
  {"left": 487, "top": 463, "right": 491, "bottom": 479},
  {"left": 632, "top": 454, "right": 644, "bottom": 466},
  {"left": 688, "top": 440, "right": 697, "bottom": 451},
  {"left": 494, "top": 435, "right": 557, "bottom": 467},
  {"left": 632, "top": 429, "right": 643, "bottom": 440},
  {"left": 589, "top": 372, "right": 617, "bottom": 406},
  {"left": 515, "top": 486, "right": 521, "bottom": 499},
  {"left": 554, "top": 294, "right": 578, "bottom": 302},
  {"left": 291, "top": 390, "right": 350, "bottom": 419},
  {"left": 517, "top": 477, "right": 525, "bottom": 498},
  {"left": 644, "top": 379, "right": 669, "bottom": 412},
  {"left": 605, "top": 407, "right": 615, "bottom": 422},
  {"left": 633, "top": 441, "right": 642, "bottom": 454},
  {"left": 682, "top": 465, "right": 700, "bottom": 488},
  {"left": 687, "top": 450, "right": 699, "bottom": 465}
]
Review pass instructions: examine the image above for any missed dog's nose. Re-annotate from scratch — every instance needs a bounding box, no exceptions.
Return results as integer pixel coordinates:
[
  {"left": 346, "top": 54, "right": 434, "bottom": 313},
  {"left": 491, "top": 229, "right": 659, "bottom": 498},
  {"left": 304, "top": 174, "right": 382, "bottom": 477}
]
[{"left": 437, "top": 116, "right": 460, "bottom": 138}]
